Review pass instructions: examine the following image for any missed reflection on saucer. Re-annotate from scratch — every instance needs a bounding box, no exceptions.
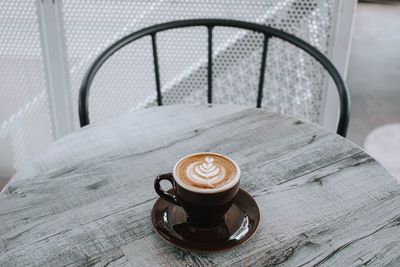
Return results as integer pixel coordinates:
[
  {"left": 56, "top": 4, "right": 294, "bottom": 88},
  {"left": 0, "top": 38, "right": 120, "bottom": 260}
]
[{"left": 151, "top": 188, "right": 260, "bottom": 253}]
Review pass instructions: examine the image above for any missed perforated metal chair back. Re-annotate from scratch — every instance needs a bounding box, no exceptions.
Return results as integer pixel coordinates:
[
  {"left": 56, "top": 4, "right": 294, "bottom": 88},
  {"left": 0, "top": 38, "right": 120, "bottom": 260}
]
[{"left": 79, "top": 19, "right": 350, "bottom": 136}]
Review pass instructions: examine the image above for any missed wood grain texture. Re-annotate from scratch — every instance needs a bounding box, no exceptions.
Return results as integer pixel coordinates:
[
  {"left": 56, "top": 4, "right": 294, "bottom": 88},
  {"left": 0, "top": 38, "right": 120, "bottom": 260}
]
[{"left": 0, "top": 104, "right": 399, "bottom": 267}]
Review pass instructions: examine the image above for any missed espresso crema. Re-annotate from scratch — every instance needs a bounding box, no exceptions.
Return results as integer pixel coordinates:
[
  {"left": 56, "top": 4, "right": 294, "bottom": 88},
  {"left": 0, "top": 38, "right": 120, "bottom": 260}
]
[{"left": 175, "top": 153, "right": 238, "bottom": 190}]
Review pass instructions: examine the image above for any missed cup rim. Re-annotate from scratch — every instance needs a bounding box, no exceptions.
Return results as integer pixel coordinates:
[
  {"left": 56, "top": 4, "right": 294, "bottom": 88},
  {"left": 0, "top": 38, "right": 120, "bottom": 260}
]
[{"left": 173, "top": 152, "right": 240, "bottom": 194}]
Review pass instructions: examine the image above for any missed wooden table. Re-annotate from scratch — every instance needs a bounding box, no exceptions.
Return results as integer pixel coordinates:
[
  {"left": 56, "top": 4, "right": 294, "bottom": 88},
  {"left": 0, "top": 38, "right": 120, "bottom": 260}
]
[{"left": 1, "top": 105, "right": 400, "bottom": 266}]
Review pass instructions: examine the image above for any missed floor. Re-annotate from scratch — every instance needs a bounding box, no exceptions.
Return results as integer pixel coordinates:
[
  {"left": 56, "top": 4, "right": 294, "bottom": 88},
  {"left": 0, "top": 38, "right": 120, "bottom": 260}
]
[{"left": 346, "top": 3, "right": 400, "bottom": 146}]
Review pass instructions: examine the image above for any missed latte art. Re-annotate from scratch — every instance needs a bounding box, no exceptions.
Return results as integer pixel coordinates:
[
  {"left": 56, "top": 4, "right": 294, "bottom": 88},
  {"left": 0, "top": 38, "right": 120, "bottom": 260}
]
[
  {"left": 195, "top": 157, "right": 219, "bottom": 177},
  {"left": 186, "top": 157, "right": 226, "bottom": 187},
  {"left": 175, "top": 153, "right": 238, "bottom": 190}
]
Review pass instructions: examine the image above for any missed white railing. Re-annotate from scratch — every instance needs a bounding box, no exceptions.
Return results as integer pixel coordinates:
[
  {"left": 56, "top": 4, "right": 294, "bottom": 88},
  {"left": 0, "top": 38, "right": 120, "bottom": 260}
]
[{"left": 0, "top": 0, "right": 356, "bottom": 177}]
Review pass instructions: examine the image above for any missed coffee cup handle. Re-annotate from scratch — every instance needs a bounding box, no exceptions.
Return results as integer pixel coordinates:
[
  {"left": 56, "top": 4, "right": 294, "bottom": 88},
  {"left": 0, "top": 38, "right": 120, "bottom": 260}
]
[{"left": 154, "top": 173, "right": 181, "bottom": 206}]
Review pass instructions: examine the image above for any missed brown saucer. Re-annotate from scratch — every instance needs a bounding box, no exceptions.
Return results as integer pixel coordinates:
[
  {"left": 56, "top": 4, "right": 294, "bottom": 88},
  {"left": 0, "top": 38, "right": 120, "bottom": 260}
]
[{"left": 151, "top": 188, "right": 260, "bottom": 253}]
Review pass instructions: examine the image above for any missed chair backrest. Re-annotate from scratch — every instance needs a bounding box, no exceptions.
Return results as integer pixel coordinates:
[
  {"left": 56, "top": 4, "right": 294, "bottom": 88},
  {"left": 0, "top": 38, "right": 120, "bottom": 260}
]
[{"left": 79, "top": 19, "right": 350, "bottom": 136}]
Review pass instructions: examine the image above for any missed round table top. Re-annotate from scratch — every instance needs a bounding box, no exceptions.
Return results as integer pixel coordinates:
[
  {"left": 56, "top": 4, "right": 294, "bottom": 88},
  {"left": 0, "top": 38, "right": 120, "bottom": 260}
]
[{"left": 1, "top": 105, "right": 399, "bottom": 266}]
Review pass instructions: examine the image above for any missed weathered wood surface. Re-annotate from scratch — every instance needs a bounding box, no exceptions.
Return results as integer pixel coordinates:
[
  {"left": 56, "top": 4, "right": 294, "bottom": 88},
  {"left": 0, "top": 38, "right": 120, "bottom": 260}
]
[{"left": 0, "top": 104, "right": 399, "bottom": 267}]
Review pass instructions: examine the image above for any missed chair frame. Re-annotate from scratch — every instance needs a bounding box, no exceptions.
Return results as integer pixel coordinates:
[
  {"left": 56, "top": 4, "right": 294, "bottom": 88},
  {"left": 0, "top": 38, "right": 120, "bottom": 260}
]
[{"left": 79, "top": 19, "right": 351, "bottom": 136}]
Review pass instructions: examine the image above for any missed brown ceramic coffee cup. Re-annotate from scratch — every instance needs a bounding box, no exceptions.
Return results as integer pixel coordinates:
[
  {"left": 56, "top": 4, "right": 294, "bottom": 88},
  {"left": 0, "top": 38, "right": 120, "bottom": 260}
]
[{"left": 154, "top": 152, "right": 240, "bottom": 228}]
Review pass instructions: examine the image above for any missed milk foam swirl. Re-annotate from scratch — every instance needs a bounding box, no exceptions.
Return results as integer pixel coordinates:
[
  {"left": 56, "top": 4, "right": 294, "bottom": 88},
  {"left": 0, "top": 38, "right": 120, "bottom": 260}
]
[
  {"left": 185, "top": 157, "right": 226, "bottom": 187},
  {"left": 175, "top": 153, "right": 238, "bottom": 190}
]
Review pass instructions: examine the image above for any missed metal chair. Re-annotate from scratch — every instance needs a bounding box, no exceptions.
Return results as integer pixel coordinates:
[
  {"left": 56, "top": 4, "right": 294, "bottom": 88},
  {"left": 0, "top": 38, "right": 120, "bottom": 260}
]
[{"left": 79, "top": 19, "right": 350, "bottom": 136}]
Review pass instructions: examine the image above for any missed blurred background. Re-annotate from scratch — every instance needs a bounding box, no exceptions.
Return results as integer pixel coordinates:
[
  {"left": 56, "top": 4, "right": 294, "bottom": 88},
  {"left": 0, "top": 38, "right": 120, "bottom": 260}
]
[
  {"left": 347, "top": 1, "right": 400, "bottom": 144},
  {"left": 0, "top": 0, "right": 399, "bottom": 188}
]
